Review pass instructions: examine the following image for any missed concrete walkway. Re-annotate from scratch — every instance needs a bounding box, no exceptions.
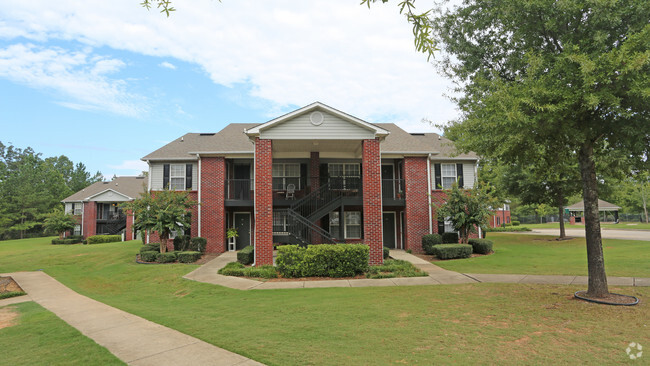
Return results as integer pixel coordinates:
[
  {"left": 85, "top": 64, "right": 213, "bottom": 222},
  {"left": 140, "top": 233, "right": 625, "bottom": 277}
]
[
  {"left": 183, "top": 250, "right": 650, "bottom": 290},
  {"left": 513, "top": 228, "right": 650, "bottom": 241},
  {"left": 0, "top": 271, "right": 264, "bottom": 366}
]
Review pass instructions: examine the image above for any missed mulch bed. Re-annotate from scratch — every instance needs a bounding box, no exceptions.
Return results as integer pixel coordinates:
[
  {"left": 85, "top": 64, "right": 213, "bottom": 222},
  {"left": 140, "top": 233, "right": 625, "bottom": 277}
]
[
  {"left": 0, "top": 276, "right": 23, "bottom": 294},
  {"left": 574, "top": 290, "right": 639, "bottom": 306}
]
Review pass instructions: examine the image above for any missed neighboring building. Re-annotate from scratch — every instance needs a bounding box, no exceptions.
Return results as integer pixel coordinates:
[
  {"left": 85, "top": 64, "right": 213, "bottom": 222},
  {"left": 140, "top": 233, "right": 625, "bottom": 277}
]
[
  {"left": 61, "top": 176, "right": 147, "bottom": 240},
  {"left": 567, "top": 199, "right": 621, "bottom": 224},
  {"left": 142, "top": 102, "right": 478, "bottom": 265},
  {"left": 489, "top": 203, "right": 511, "bottom": 228}
]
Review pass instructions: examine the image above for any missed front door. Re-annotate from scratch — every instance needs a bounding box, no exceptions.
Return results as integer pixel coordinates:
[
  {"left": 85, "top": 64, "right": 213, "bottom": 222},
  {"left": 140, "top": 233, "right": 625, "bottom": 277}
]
[
  {"left": 233, "top": 164, "right": 251, "bottom": 200},
  {"left": 381, "top": 165, "right": 394, "bottom": 198},
  {"left": 234, "top": 212, "right": 251, "bottom": 250},
  {"left": 382, "top": 212, "right": 396, "bottom": 249}
]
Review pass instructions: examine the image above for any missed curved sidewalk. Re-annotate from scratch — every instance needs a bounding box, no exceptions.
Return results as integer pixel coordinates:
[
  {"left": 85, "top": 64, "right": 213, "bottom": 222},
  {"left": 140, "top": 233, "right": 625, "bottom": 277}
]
[
  {"left": 183, "top": 250, "right": 650, "bottom": 290},
  {"left": 0, "top": 271, "right": 264, "bottom": 366}
]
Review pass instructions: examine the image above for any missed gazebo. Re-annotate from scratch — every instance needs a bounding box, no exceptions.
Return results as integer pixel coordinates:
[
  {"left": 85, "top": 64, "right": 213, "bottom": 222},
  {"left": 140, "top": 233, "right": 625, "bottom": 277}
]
[{"left": 566, "top": 199, "right": 621, "bottom": 224}]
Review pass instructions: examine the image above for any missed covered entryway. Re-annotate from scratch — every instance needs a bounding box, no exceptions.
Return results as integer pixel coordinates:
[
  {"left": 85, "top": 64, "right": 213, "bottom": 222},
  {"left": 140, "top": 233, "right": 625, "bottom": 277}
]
[
  {"left": 233, "top": 212, "right": 251, "bottom": 250},
  {"left": 382, "top": 212, "right": 396, "bottom": 249}
]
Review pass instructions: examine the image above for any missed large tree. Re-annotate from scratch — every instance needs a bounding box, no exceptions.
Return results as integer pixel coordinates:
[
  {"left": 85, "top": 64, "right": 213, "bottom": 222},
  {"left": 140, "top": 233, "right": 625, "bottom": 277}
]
[{"left": 432, "top": 0, "right": 650, "bottom": 297}]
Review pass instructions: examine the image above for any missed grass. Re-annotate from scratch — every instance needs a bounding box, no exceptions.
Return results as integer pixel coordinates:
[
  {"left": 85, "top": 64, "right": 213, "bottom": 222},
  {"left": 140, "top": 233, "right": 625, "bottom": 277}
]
[
  {"left": 0, "top": 291, "right": 26, "bottom": 300},
  {"left": 0, "top": 237, "right": 649, "bottom": 365},
  {"left": 525, "top": 222, "right": 650, "bottom": 230},
  {"left": 218, "top": 262, "right": 278, "bottom": 278},
  {"left": 365, "top": 259, "right": 427, "bottom": 279},
  {"left": 435, "top": 233, "right": 650, "bottom": 277},
  {"left": 0, "top": 301, "right": 124, "bottom": 365}
]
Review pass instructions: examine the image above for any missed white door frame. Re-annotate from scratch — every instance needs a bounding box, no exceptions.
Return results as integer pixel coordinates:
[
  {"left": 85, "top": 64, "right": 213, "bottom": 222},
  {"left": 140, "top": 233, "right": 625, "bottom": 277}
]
[
  {"left": 382, "top": 211, "right": 397, "bottom": 250},
  {"left": 233, "top": 212, "right": 251, "bottom": 251}
]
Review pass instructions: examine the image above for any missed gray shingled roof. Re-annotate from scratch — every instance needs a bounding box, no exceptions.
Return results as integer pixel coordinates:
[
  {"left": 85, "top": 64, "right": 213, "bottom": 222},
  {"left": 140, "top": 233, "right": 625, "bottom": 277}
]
[
  {"left": 62, "top": 176, "right": 148, "bottom": 202},
  {"left": 141, "top": 122, "right": 477, "bottom": 160},
  {"left": 566, "top": 199, "right": 621, "bottom": 211}
]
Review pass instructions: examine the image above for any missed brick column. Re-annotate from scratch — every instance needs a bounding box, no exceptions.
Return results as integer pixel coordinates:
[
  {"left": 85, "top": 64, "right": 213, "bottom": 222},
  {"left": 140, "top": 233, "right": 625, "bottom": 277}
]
[
  {"left": 404, "top": 157, "right": 429, "bottom": 253},
  {"left": 125, "top": 209, "right": 134, "bottom": 241},
  {"left": 82, "top": 201, "right": 96, "bottom": 238},
  {"left": 255, "top": 138, "right": 274, "bottom": 265},
  {"left": 362, "top": 139, "right": 383, "bottom": 265},
  {"left": 201, "top": 157, "right": 226, "bottom": 253}
]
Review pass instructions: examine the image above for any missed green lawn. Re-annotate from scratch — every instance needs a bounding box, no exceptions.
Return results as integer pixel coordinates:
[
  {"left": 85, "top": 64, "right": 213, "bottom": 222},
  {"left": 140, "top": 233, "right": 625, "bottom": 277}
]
[
  {"left": 0, "top": 301, "right": 124, "bottom": 365},
  {"left": 0, "top": 237, "right": 648, "bottom": 365},
  {"left": 436, "top": 233, "right": 650, "bottom": 277},
  {"left": 525, "top": 222, "right": 650, "bottom": 230}
]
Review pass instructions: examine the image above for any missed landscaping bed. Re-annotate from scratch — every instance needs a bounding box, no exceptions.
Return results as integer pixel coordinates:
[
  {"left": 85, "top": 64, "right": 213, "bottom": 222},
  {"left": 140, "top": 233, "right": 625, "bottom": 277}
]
[{"left": 0, "top": 276, "right": 26, "bottom": 300}]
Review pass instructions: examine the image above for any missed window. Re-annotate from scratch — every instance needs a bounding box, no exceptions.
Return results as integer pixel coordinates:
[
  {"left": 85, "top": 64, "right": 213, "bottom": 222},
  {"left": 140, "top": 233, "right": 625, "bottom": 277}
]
[
  {"left": 328, "top": 163, "right": 360, "bottom": 189},
  {"left": 170, "top": 164, "right": 185, "bottom": 190},
  {"left": 444, "top": 219, "right": 456, "bottom": 233},
  {"left": 73, "top": 203, "right": 83, "bottom": 216},
  {"left": 272, "top": 163, "right": 300, "bottom": 190},
  {"left": 73, "top": 225, "right": 81, "bottom": 236},
  {"left": 329, "top": 211, "right": 362, "bottom": 239},
  {"left": 441, "top": 164, "right": 457, "bottom": 189},
  {"left": 273, "top": 211, "right": 288, "bottom": 233}
]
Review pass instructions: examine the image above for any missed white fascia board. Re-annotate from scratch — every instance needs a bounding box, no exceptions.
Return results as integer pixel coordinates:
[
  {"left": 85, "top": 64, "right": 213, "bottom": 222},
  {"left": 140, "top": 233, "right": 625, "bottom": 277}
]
[{"left": 85, "top": 189, "right": 133, "bottom": 201}]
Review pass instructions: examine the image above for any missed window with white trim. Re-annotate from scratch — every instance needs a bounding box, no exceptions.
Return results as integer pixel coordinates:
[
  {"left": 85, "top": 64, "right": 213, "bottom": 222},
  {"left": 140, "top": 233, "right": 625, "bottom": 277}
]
[
  {"left": 73, "top": 203, "right": 83, "bottom": 216},
  {"left": 272, "top": 163, "right": 300, "bottom": 190},
  {"left": 441, "top": 163, "right": 457, "bottom": 189},
  {"left": 170, "top": 164, "right": 185, "bottom": 190},
  {"left": 73, "top": 225, "right": 81, "bottom": 236},
  {"left": 329, "top": 211, "right": 362, "bottom": 239},
  {"left": 328, "top": 163, "right": 360, "bottom": 189},
  {"left": 444, "top": 218, "right": 456, "bottom": 233}
]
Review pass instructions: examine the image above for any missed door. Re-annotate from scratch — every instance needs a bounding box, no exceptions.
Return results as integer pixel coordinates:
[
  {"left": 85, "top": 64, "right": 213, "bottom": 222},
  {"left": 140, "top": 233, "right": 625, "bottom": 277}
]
[
  {"left": 234, "top": 212, "right": 251, "bottom": 250},
  {"left": 233, "top": 164, "right": 251, "bottom": 200},
  {"left": 381, "top": 165, "right": 394, "bottom": 198},
  {"left": 382, "top": 212, "right": 396, "bottom": 249}
]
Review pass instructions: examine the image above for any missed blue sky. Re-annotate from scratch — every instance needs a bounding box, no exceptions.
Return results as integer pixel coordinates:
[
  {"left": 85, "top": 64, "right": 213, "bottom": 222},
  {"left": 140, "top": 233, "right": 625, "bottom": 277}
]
[{"left": 0, "top": 0, "right": 456, "bottom": 178}]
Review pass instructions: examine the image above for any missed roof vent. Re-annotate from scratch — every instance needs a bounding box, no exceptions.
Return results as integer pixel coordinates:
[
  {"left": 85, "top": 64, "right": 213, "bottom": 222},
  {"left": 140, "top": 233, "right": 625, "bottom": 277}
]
[
  {"left": 199, "top": 133, "right": 215, "bottom": 136},
  {"left": 103, "top": 182, "right": 109, "bottom": 184},
  {"left": 180, "top": 137, "right": 184, "bottom": 142},
  {"left": 410, "top": 133, "right": 425, "bottom": 136}
]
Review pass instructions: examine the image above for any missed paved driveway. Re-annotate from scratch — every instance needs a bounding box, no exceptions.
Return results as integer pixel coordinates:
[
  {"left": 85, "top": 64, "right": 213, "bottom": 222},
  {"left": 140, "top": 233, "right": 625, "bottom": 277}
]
[{"left": 515, "top": 228, "right": 650, "bottom": 241}]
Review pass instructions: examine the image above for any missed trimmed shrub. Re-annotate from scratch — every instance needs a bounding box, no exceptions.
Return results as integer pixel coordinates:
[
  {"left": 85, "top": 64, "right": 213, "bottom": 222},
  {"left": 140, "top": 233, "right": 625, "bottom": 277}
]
[
  {"left": 422, "top": 234, "right": 443, "bottom": 254},
  {"left": 237, "top": 245, "right": 255, "bottom": 265},
  {"left": 383, "top": 246, "right": 390, "bottom": 259},
  {"left": 512, "top": 220, "right": 520, "bottom": 226},
  {"left": 276, "top": 244, "right": 369, "bottom": 278},
  {"left": 140, "top": 243, "right": 160, "bottom": 253},
  {"left": 0, "top": 291, "right": 26, "bottom": 300},
  {"left": 431, "top": 244, "right": 472, "bottom": 260},
  {"left": 189, "top": 237, "right": 207, "bottom": 252},
  {"left": 468, "top": 239, "right": 493, "bottom": 254},
  {"left": 87, "top": 235, "right": 122, "bottom": 244},
  {"left": 68, "top": 235, "right": 84, "bottom": 242},
  {"left": 173, "top": 235, "right": 190, "bottom": 251},
  {"left": 140, "top": 251, "right": 158, "bottom": 262},
  {"left": 177, "top": 251, "right": 202, "bottom": 263},
  {"left": 485, "top": 226, "right": 531, "bottom": 232},
  {"left": 156, "top": 252, "right": 177, "bottom": 263},
  {"left": 441, "top": 232, "right": 459, "bottom": 244},
  {"left": 51, "top": 239, "right": 64, "bottom": 244},
  {"left": 505, "top": 223, "right": 513, "bottom": 227},
  {"left": 52, "top": 237, "right": 82, "bottom": 245}
]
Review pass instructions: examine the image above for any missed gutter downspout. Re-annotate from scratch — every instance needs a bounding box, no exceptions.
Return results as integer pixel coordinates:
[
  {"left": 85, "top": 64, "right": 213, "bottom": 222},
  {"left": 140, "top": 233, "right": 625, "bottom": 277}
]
[
  {"left": 197, "top": 154, "right": 202, "bottom": 237},
  {"left": 427, "top": 153, "right": 433, "bottom": 234}
]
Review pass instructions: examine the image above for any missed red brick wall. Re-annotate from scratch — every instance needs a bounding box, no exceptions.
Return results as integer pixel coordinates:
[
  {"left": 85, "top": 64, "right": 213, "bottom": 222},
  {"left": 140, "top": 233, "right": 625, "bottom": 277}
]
[
  {"left": 201, "top": 158, "right": 226, "bottom": 253},
  {"left": 404, "top": 157, "right": 429, "bottom": 253},
  {"left": 82, "top": 201, "right": 96, "bottom": 238},
  {"left": 362, "top": 139, "right": 383, "bottom": 265},
  {"left": 255, "top": 139, "right": 274, "bottom": 265}
]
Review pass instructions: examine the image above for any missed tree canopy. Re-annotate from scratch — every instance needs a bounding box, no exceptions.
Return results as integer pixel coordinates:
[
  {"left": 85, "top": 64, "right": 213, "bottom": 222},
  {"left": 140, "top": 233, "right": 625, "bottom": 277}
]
[
  {"left": 433, "top": 0, "right": 650, "bottom": 297},
  {"left": 436, "top": 183, "right": 496, "bottom": 243}
]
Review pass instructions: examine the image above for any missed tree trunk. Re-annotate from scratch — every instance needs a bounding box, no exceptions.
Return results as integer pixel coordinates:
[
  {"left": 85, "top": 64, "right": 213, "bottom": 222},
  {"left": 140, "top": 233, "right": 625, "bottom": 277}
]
[
  {"left": 577, "top": 142, "right": 609, "bottom": 297},
  {"left": 558, "top": 205, "right": 566, "bottom": 239},
  {"left": 642, "top": 183, "right": 649, "bottom": 223}
]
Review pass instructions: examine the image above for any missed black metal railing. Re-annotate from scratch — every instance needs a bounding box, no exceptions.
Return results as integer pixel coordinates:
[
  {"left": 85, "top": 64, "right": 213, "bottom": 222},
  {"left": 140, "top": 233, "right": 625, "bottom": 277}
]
[
  {"left": 290, "top": 177, "right": 361, "bottom": 220},
  {"left": 382, "top": 179, "right": 405, "bottom": 200},
  {"left": 225, "top": 179, "right": 254, "bottom": 200},
  {"left": 273, "top": 209, "right": 338, "bottom": 246}
]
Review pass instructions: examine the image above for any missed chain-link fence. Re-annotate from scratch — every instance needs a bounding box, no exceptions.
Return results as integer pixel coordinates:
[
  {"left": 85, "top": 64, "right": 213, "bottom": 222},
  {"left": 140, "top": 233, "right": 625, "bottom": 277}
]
[{"left": 516, "top": 213, "right": 646, "bottom": 224}]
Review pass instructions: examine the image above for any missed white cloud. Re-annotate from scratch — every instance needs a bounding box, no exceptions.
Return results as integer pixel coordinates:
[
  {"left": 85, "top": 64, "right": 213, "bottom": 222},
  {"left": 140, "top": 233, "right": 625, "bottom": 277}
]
[
  {"left": 108, "top": 159, "right": 149, "bottom": 172},
  {"left": 0, "top": 0, "right": 456, "bottom": 132},
  {"left": 159, "top": 61, "right": 176, "bottom": 70},
  {"left": 0, "top": 43, "right": 147, "bottom": 117}
]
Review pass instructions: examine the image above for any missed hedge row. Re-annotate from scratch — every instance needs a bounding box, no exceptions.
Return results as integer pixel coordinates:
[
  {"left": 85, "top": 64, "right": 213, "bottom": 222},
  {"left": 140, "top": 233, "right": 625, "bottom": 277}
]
[
  {"left": 177, "top": 251, "right": 202, "bottom": 263},
  {"left": 276, "top": 244, "right": 369, "bottom": 278},
  {"left": 430, "top": 244, "right": 472, "bottom": 260},
  {"left": 51, "top": 238, "right": 82, "bottom": 245},
  {"left": 485, "top": 226, "right": 531, "bottom": 232},
  {"left": 422, "top": 234, "right": 442, "bottom": 255},
  {"left": 238, "top": 245, "right": 255, "bottom": 264},
  {"left": 140, "top": 243, "right": 160, "bottom": 253},
  {"left": 442, "top": 232, "right": 459, "bottom": 244},
  {"left": 218, "top": 262, "right": 278, "bottom": 279},
  {"left": 139, "top": 250, "right": 202, "bottom": 263},
  {"left": 468, "top": 239, "right": 493, "bottom": 254},
  {"left": 87, "top": 235, "right": 122, "bottom": 244}
]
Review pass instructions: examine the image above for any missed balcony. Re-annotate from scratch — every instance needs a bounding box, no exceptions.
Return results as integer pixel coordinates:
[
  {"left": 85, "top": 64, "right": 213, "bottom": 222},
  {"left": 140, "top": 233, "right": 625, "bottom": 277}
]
[
  {"left": 225, "top": 179, "right": 254, "bottom": 205},
  {"left": 382, "top": 178, "right": 405, "bottom": 206}
]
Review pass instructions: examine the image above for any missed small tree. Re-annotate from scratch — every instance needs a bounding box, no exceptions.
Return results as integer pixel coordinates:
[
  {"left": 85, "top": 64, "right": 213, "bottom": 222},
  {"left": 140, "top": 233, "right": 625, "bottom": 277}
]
[
  {"left": 436, "top": 183, "right": 495, "bottom": 244},
  {"left": 121, "top": 189, "right": 197, "bottom": 253},
  {"left": 43, "top": 207, "right": 77, "bottom": 237}
]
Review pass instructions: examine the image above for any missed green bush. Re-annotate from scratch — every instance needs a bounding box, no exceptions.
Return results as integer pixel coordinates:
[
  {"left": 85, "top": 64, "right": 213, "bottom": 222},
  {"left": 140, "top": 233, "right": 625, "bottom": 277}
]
[
  {"left": 383, "top": 247, "right": 390, "bottom": 259},
  {"left": 468, "top": 239, "right": 493, "bottom": 254},
  {"left": 218, "top": 262, "right": 278, "bottom": 279},
  {"left": 189, "top": 237, "right": 207, "bottom": 252},
  {"left": 140, "top": 243, "right": 160, "bottom": 253},
  {"left": 485, "top": 226, "right": 532, "bottom": 232},
  {"left": 87, "top": 235, "right": 122, "bottom": 244},
  {"left": 237, "top": 245, "right": 255, "bottom": 265},
  {"left": 511, "top": 220, "right": 520, "bottom": 226},
  {"left": 51, "top": 237, "right": 82, "bottom": 245},
  {"left": 431, "top": 244, "right": 472, "bottom": 260},
  {"left": 140, "top": 251, "right": 158, "bottom": 262},
  {"left": 422, "top": 234, "right": 443, "bottom": 254},
  {"left": 51, "top": 239, "right": 63, "bottom": 244},
  {"left": 0, "top": 291, "right": 26, "bottom": 300},
  {"left": 177, "top": 251, "right": 202, "bottom": 263},
  {"left": 276, "top": 244, "right": 369, "bottom": 278},
  {"left": 441, "top": 232, "right": 459, "bottom": 244},
  {"left": 68, "top": 235, "right": 84, "bottom": 242},
  {"left": 505, "top": 223, "right": 513, "bottom": 227},
  {"left": 173, "top": 235, "right": 191, "bottom": 251},
  {"left": 156, "top": 252, "right": 177, "bottom": 263}
]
